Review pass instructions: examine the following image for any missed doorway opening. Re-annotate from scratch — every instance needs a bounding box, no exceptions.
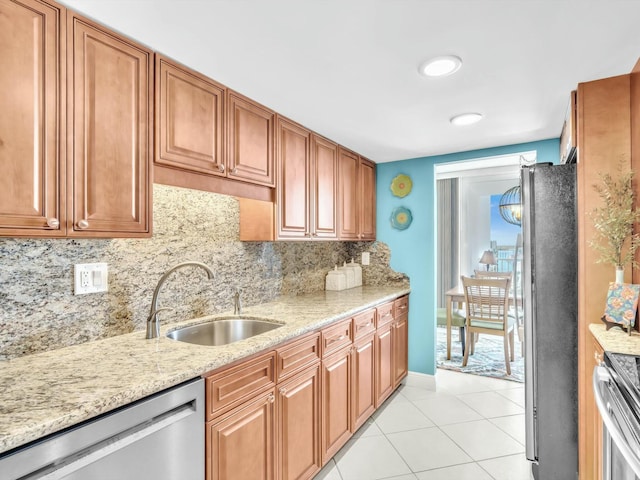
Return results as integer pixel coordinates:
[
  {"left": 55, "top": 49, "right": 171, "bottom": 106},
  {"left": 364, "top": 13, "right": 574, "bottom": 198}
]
[{"left": 434, "top": 152, "right": 530, "bottom": 381}]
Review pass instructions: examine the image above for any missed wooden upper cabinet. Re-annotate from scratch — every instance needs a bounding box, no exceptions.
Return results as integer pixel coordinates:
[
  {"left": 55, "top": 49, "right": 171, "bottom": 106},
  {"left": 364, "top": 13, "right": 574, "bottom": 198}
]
[
  {"left": 0, "top": 0, "right": 65, "bottom": 236},
  {"left": 338, "top": 149, "right": 377, "bottom": 241},
  {"left": 155, "top": 55, "right": 225, "bottom": 177},
  {"left": 227, "top": 90, "right": 275, "bottom": 187},
  {"left": 276, "top": 117, "right": 311, "bottom": 239},
  {"left": 311, "top": 134, "right": 338, "bottom": 239},
  {"left": 338, "top": 148, "right": 360, "bottom": 240},
  {"left": 275, "top": 117, "right": 338, "bottom": 240},
  {"left": 67, "top": 13, "right": 152, "bottom": 237},
  {"left": 359, "top": 157, "right": 376, "bottom": 241}
]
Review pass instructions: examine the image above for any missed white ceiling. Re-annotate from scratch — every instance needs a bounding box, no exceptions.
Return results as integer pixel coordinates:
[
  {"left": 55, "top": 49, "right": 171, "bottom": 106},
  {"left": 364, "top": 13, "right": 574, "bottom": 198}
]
[{"left": 59, "top": 0, "right": 640, "bottom": 163}]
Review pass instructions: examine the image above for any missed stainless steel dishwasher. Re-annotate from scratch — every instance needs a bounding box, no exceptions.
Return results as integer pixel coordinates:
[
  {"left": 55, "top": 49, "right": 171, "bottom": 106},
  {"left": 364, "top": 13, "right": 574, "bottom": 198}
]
[{"left": 0, "top": 378, "right": 204, "bottom": 480}]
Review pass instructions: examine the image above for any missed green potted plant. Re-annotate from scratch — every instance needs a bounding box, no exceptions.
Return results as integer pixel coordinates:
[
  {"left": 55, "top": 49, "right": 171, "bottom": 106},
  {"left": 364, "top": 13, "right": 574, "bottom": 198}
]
[{"left": 590, "top": 164, "right": 640, "bottom": 282}]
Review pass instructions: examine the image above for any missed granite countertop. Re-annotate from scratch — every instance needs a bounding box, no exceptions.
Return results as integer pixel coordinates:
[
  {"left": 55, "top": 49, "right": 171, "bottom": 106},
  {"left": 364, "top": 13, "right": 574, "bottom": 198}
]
[
  {"left": 0, "top": 285, "right": 409, "bottom": 455},
  {"left": 589, "top": 322, "right": 640, "bottom": 355}
]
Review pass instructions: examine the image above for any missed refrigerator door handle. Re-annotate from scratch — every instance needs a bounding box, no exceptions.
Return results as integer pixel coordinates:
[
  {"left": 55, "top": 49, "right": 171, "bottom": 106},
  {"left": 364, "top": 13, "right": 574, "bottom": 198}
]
[
  {"left": 524, "top": 277, "right": 537, "bottom": 461},
  {"left": 521, "top": 166, "right": 537, "bottom": 462}
]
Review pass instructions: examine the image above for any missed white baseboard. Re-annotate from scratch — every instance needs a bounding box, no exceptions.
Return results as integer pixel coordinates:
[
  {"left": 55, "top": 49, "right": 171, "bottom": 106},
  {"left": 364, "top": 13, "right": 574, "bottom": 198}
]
[{"left": 404, "top": 370, "right": 436, "bottom": 391}]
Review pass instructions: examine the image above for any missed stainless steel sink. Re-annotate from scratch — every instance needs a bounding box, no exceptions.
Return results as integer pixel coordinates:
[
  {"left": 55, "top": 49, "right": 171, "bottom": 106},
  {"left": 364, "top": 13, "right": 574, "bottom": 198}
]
[{"left": 166, "top": 317, "right": 283, "bottom": 346}]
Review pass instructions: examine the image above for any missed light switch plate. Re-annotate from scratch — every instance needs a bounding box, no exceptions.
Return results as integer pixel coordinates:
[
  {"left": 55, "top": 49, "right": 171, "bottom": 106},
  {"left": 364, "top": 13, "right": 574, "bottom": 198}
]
[
  {"left": 361, "top": 252, "right": 370, "bottom": 266},
  {"left": 74, "top": 263, "right": 108, "bottom": 295}
]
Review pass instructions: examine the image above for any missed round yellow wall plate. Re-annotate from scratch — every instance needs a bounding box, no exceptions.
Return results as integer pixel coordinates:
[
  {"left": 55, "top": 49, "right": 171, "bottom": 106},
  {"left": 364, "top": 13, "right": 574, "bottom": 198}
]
[{"left": 390, "top": 174, "right": 413, "bottom": 197}]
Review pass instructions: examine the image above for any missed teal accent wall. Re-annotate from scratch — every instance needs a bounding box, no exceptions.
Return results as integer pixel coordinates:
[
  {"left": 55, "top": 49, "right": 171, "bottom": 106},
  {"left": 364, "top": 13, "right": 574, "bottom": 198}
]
[{"left": 376, "top": 139, "right": 560, "bottom": 375}]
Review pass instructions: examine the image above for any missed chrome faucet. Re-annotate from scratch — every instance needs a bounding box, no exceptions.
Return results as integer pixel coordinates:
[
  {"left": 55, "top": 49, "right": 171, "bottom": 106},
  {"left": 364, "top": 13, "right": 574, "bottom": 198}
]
[
  {"left": 146, "top": 261, "right": 215, "bottom": 339},
  {"left": 233, "top": 287, "right": 242, "bottom": 315}
]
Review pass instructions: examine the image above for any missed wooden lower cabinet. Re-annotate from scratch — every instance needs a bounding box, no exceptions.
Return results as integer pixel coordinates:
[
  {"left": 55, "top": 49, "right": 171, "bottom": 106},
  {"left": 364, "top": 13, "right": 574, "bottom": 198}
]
[
  {"left": 351, "top": 333, "right": 376, "bottom": 432},
  {"left": 205, "top": 296, "right": 409, "bottom": 480},
  {"left": 277, "top": 363, "right": 322, "bottom": 480},
  {"left": 375, "top": 321, "right": 394, "bottom": 407},
  {"left": 393, "top": 317, "right": 408, "bottom": 387},
  {"left": 393, "top": 297, "right": 409, "bottom": 387},
  {"left": 582, "top": 332, "right": 604, "bottom": 480},
  {"left": 206, "top": 388, "right": 276, "bottom": 480},
  {"left": 321, "top": 345, "right": 352, "bottom": 462}
]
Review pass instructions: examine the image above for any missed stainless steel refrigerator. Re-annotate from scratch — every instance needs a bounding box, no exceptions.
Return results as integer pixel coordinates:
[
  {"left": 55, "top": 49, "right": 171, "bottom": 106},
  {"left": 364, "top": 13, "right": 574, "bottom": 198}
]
[{"left": 522, "top": 162, "right": 578, "bottom": 480}]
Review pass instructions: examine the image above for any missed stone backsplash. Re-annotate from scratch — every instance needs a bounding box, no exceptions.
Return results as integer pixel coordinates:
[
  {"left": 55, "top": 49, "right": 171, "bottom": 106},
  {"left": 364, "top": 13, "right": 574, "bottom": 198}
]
[{"left": 0, "top": 184, "right": 407, "bottom": 360}]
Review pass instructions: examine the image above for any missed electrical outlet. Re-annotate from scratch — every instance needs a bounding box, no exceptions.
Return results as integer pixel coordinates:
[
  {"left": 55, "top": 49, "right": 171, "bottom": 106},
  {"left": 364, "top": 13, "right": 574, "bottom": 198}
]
[
  {"left": 74, "top": 263, "right": 108, "bottom": 295},
  {"left": 361, "top": 252, "right": 370, "bottom": 266}
]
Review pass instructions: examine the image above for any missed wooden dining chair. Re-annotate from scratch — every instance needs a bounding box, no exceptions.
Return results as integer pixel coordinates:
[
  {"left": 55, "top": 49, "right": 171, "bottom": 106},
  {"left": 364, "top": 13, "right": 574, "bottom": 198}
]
[{"left": 460, "top": 275, "right": 516, "bottom": 375}]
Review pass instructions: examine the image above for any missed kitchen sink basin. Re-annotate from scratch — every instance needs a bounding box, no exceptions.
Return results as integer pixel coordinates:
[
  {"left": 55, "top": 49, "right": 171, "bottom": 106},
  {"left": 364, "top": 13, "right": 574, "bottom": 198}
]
[{"left": 166, "top": 317, "right": 283, "bottom": 346}]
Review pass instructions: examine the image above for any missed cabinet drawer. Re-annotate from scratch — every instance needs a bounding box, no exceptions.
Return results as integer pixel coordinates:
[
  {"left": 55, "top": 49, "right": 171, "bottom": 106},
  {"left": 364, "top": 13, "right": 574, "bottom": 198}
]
[
  {"left": 205, "top": 352, "right": 276, "bottom": 420},
  {"left": 322, "top": 319, "right": 353, "bottom": 357},
  {"left": 376, "top": 301, "right": 394, "bottom": 328},
  {"left": 276, "top": 332, "right": 321, "bottom": 382},
  {"left": 394, "top": 296, "right": 408, "bottom": 319},
  {"left": 353, "top": 309, "right": 376, "bottom": 339}
]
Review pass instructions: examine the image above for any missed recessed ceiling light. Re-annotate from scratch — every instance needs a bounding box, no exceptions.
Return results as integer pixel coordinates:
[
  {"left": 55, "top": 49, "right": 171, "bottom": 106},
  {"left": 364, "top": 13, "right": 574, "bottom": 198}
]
[
  {"left": 418, "top": 55, "right": 462, "bottom": 77},
  {"left": 450, "top": 113, "right": 483, "bottom": 126}
]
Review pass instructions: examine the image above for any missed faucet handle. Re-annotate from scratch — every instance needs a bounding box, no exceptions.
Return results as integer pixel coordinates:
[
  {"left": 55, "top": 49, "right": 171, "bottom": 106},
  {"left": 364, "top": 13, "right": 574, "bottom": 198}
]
[
  {"left": 233, "top": 288, "right": 242, "bottom": 315},
  {"left": 146, "top": 307, "right": 174, "bottom": 339}
]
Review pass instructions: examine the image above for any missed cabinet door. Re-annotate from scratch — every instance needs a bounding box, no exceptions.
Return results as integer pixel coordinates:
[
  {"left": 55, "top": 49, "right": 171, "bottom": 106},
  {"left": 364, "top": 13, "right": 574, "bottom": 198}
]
[
  {"left": 227, "top": 90, "right": 275, "bottom": 187},
  {"left": 393, "top": 316, "right": 408, "bottom": 387},
  {"left": 322, "top": 346, "right": 352, "bottom": 462},
  {"left": 311, "top": 135, "right": 338, "bottom": 239},
  {"left": 68, "top": 13, "right": 152, "bottom": 237},
  {"left": 277, "top": 364, "right": 322, "bottom": 480},
  {"left": 207, "top": 389, "right": 276, "bottom": 480},
  {"left": 582, "top": 333, "right": 604, "bottom": 480},
  {"left": 352, "top": 334, "right": 376, "bottom": 432},
  {"left": 155, "top": 55, "right": 225, "bottom": 177},
  {"left": 276, "top": 117, "right": 310, "bottom": 239},
  {"left": 337, "top": 148, "right": 359, "bottom": 240},
  {"left": 359, "top": 157, "right": 376, "bottom": 241},
  {"left": 0, "top": 0, "right": 65, "bottom": 236},
  {"left": 375, "top": 322, "right": 394, "bottom": 407}
]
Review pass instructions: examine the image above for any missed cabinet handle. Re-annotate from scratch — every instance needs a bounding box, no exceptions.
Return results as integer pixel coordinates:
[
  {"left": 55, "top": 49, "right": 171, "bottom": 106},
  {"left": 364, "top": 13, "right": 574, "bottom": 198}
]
[
  {"left": 268, "top": 393, "right": 275, "bottom": 403},
  {"left": 279, "top": 387, "right": 287, "bottom": 395},
  {"left": 594, "top": 351, "right": 603, "bottom": 364},
  {"left": 46, "top": 218, "right": 60, "bottom": 228},
  {"left": 77, "top": 219, "right": 89, "bottom": 229},
  {"left": 232, "top": 167, "right": 238, "bottom": 174},
  {"left": 218, "top": 164, "right": 225, "bottom": 173},
  {"left": 305, "top": 232, "right": 311, "bottom": 237},
  {"left": 312, "top": 232, "right": 318, "bottom": 237}
]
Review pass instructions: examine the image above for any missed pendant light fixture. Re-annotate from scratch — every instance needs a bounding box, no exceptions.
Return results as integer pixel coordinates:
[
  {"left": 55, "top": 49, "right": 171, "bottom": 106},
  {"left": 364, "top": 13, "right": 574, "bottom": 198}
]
[{"left": 499, "top": 185, "right": 522, "bottom": 226}]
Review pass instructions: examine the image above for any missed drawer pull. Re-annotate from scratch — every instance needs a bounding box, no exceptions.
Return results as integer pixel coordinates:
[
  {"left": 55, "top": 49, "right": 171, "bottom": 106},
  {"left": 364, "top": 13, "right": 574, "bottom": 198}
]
[{"left": 594, "top": 351, "right": 603, "bottom": 364}]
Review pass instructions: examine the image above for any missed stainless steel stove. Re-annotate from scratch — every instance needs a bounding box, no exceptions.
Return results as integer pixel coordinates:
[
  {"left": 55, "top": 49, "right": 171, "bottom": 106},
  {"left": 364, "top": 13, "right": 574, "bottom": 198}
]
[{"left": 593, "top": 352, "right": 640, "bottom": 479}]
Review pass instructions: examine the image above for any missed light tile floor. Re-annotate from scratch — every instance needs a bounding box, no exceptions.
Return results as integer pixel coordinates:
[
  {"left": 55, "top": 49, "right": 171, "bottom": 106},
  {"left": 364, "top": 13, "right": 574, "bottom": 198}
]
[{"left": 314, "top": 369, "right": 532, "bottom": 480}]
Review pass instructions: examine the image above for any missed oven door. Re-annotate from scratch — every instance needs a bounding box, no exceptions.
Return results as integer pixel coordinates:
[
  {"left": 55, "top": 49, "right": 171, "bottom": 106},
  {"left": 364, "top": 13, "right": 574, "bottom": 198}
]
[{"left": 593, "top": 366, "right": 640, "bottom": 480}]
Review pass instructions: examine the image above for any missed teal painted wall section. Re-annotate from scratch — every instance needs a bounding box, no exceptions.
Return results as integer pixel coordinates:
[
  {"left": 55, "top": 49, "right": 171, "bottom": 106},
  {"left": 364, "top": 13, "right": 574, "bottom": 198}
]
[{"left": 376, "top": 139, "right": 560, "bottom": 375}]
